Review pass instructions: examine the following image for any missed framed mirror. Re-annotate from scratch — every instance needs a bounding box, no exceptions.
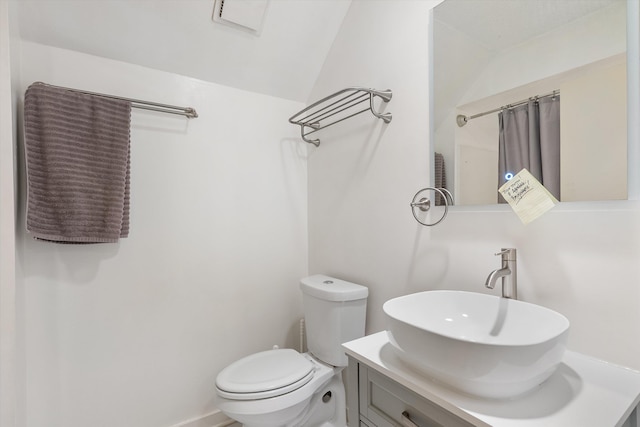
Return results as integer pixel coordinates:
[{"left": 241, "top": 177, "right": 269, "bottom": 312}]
[{"left": 431, "top": 0, "right": 634, "bottom": 206}]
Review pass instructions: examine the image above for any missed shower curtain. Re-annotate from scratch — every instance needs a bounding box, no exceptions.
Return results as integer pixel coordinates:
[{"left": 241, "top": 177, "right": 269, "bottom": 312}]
[{"left": 497, "top": 95, "right": 560, "bottom": 203}]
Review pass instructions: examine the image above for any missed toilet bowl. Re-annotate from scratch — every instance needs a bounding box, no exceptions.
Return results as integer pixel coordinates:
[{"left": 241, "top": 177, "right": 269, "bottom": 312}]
[
  {"left": 215, "top": 275, "right": 368, "bottom": 427},
  {"left": 216, "top": 349, "right": 342, "bottom": 427}
]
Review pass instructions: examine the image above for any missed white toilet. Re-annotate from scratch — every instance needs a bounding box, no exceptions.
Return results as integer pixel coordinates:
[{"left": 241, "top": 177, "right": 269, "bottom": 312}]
[{"left": 215, "top": 275, "right": 368, "bottom": 427}]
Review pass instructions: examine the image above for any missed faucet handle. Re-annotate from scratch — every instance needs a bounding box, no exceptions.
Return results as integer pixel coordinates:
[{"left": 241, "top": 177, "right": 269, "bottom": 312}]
[{"left": 495, "top": 248, "right": 517, "bottom": 259}]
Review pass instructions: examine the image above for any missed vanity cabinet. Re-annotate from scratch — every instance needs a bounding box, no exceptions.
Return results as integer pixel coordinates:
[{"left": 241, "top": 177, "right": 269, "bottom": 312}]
[
  {"left": 356, "top": 362, "right": 475, "bottom": 427},
  {"left": 344, "top": 332, "right": 640, "bottom": 427}
]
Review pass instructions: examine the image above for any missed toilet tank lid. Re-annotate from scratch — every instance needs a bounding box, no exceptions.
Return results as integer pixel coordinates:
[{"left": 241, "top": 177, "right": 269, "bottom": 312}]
[{"left": 300, "top": 275, "right": 368, "bottom": 302}]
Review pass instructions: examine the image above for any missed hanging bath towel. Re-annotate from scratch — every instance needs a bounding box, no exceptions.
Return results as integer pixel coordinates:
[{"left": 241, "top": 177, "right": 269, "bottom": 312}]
[
  {"left": 23, "top": 82, "right": 132, "bottom": 243},
  {"left": 434, "top": 152, "right": 447, "bottom": 206}
]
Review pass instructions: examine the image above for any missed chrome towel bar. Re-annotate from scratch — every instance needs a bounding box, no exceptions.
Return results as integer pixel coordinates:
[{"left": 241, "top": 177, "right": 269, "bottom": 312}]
[
  {"left": 38, "top": 82, "right": 198, "bottom": 119},
  {"left": 289, "top": 87, "right": 392, "bottom": 146}
]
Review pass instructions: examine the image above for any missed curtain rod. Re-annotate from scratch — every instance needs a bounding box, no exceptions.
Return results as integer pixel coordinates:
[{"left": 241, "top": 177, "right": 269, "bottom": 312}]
[
  {"left": 456, "top": 90, "right": 559, "bottom": 127},
  {"left": 43, "top": 83, "right": 198, "bottom": 119}
]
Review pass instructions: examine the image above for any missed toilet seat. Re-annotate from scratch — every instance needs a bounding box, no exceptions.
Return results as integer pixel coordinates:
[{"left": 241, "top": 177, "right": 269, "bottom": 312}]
[{"left": 216, "top": 349, "right": 315, "bottom": 400}]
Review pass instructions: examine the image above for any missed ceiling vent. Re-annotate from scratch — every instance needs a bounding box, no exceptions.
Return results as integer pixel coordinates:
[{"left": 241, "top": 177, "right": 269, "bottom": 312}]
[{"left": 212, "top": 0, "right": 269, "bottom": 35}]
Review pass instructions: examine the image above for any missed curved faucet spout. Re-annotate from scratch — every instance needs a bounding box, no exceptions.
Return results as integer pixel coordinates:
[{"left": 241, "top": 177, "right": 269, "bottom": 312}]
[
  {"left": 485, "top": 248, "right": 518, "bottom": 299},
  {"left": 485, "top": 267, "right": 511, "bottom": 290}
]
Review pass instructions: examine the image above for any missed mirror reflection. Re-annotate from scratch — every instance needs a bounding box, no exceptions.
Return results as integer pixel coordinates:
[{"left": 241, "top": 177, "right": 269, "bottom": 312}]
[{"left": 433, "top": 0, "right": 627, "bottom": 206}]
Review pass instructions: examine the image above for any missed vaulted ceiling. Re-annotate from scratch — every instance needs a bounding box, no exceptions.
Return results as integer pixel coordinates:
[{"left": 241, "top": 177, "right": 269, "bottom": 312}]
[{"left": 15, "top": 0, "right": 353, "bottom": 102}]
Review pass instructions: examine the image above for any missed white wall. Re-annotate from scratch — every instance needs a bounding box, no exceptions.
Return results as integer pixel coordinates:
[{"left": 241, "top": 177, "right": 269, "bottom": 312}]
[
  {"left": 432, "top": 16, "right": 490, "bottom": 129},
  {"left": 16, "top": 41, "right": 308, "bottom": 427},
  {"left": 308, "top": 0, "right": 432, "bottom": 342},
  {"left": 0, "top": 2, "right": 19, "bottom": 426},
  {"left": 460, "top": 1, "right": 626, "bottom": 106},
  {"left": 309, "top": 0, "right": 640, "bottom": 374},
  {"left": 561, "top": 60, "right": 627, "bottom": 201},
  {"left": 455, "top": 113, "right": 498, "bottom": 205}
]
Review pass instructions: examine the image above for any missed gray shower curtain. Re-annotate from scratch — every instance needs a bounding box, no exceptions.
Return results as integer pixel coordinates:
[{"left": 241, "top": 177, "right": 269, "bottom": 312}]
[{"left": 498, "top": 95, "right": 560, "bottom": 202}]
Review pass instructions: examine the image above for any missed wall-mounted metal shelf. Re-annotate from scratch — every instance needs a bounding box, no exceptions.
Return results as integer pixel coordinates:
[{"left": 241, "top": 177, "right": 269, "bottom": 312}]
[{"left": 289, "top": 87, "right": 392, "bottom": 146}]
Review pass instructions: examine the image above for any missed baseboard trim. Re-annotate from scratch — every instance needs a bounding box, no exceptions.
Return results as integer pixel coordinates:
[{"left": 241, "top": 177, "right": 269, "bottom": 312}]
[{"left": 170, "top": 409, "right": 240, "bottom": 427}]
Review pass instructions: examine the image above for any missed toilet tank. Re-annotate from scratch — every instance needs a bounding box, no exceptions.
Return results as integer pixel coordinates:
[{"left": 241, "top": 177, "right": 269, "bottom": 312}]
[{"left": 300, "top": 275, "right": 368, "bottom": 367}]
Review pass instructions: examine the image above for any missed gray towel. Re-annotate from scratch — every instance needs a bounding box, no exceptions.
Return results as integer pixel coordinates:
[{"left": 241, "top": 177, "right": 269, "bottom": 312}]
[{"left": 23, "top": 82, "right": 132, "bottom": 243}]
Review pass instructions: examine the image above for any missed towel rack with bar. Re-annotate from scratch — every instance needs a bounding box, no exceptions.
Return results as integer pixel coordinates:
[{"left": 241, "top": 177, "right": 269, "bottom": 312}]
[
  {"left": 39, "top": 82, "right": 198, "bottom": 119},
  {"left": 289, "top": 87, "right": 392, "bottom": 146}
]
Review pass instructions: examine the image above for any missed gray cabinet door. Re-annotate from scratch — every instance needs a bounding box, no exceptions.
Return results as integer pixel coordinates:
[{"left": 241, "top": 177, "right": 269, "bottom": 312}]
[{"left": 358, "top": 365, "right": 476, "bottom": 427}]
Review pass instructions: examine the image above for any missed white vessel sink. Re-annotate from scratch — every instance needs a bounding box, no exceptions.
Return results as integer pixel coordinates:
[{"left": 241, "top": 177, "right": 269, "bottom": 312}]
[{"left": 384, "top": 290, "right": 570, "bottom": 399}]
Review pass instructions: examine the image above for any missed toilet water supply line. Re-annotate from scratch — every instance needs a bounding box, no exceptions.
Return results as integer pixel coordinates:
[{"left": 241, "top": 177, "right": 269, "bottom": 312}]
[{"left": 300, "top": 318, "right": 306, "bottom": 353}]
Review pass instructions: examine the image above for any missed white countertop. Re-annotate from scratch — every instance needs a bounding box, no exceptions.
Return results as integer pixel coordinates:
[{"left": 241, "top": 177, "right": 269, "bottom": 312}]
[{"left": 343, "top": 332, "right": 640, "bottom": 427}]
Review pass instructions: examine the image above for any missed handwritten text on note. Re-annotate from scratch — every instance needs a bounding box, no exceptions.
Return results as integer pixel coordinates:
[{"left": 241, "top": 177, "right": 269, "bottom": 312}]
[{"left": 498, "top": 169, "right": 558, "bottom": 224}]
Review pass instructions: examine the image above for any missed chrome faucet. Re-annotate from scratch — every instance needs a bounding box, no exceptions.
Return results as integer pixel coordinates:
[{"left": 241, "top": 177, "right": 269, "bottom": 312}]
[{"left": 485, "top": 248, "right": 517, "bottom": 299}]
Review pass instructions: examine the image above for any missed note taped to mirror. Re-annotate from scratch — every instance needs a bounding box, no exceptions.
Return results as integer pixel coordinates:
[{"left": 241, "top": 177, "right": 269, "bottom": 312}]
[{"left": 498, "top": 169, "right": 558, "bottom": 224}]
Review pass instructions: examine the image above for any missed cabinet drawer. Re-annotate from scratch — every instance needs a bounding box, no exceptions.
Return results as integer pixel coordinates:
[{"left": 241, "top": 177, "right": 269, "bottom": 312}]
[{"left": 359, "top": 365, "right": 476, "bottom": 427}]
